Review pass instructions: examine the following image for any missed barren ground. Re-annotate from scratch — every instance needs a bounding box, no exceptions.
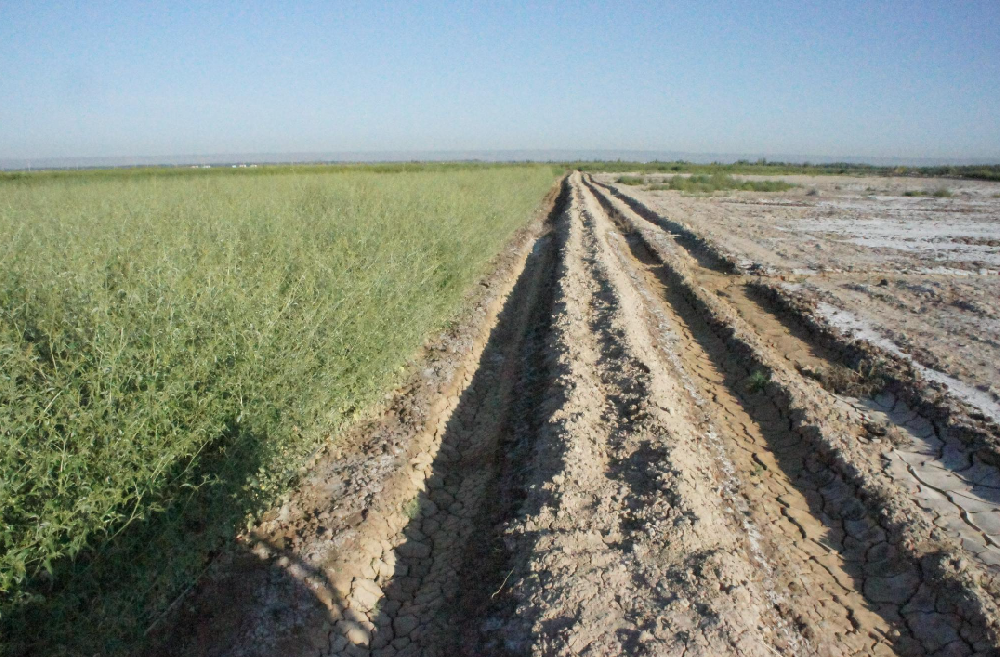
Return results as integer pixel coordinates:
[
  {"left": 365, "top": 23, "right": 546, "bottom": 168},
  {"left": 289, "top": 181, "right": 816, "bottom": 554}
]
[{"left": 154, "top": 173, "right": 1000, "bottom": 656}]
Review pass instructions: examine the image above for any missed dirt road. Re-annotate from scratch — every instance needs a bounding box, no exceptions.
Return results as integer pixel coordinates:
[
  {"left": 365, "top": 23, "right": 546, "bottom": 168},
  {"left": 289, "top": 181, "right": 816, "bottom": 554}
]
[{"left": 160, "top": 173, "right": 1000, "bottom": 656}]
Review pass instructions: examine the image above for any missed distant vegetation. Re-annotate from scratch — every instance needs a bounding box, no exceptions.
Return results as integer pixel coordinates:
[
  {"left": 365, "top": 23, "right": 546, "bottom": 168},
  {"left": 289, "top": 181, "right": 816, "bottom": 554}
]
[
  {"left": 5, "top": 159, "right": 999, "bottom": 184},
  {"left": 569, "top": 158, "right": 1000, "bottom": 182},
  {"left": 0, "top": 160, "right": 563, "bottom": 185},
  {"left": 618, "top": 173, "right": 794, "bottom": 194},
  {"left": 903, "top": 188, "right": 953, "bottom": 197},
  {"left": 0, "top": 164, "right": 558, "bottom": 654}
]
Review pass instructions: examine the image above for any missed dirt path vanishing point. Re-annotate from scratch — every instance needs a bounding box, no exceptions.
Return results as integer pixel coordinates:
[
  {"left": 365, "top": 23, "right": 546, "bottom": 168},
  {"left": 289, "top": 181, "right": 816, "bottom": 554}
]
[{"left": 159, "top": 173, "right": 1000, "bottom": 657}]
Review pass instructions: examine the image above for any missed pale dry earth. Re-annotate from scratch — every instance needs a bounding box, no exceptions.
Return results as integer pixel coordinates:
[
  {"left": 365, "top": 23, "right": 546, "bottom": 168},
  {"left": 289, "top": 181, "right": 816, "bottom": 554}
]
[
  {"left": 594, "top": 173, "right": 1000, "bottom": 418},
  {"left": 155, "top": 173, "right": 1000, "bottom": 657}
]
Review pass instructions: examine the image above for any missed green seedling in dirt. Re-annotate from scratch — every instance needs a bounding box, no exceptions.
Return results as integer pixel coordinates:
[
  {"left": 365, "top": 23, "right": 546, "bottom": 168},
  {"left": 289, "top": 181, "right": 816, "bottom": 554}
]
[
  {"left": 745, "top": 369, "right": 770, "bottom": 394},
  {"left": 403, "top": 497, "right": 422, "bottom": 520}
]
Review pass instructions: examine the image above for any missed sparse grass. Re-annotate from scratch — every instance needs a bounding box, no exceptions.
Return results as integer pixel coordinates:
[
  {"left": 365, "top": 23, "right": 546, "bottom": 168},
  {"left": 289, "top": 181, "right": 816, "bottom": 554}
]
[
  {"left": 648, "top": 173, "right": 795, "bottom": 194},
  {"left": 818, "top": 364, "right": 861, "bottom": 394},
  {"left": 0, "top": 164, "right": 557, "bottom": 653},
  {"left": 903, "top": 187, "right": 952, "bottom": 197},
  {"left": 745, "top": 369, "right": 771, "bottom": 393}
]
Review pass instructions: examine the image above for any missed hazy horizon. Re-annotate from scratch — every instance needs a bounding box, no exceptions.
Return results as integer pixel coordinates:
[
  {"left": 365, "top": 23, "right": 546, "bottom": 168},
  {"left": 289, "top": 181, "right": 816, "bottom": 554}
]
[
  {"left": 3, "top": 2, "right": 999, "bottom": 162},
  {"left": 3, "top": 149, "right": 1000, "bottom": 173}
]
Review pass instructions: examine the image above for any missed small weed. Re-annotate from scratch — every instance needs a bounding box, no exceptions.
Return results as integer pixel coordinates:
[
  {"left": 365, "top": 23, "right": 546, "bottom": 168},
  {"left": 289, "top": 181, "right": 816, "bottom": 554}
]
[
  {"left": 903, "top": 188, "right": 951, "bottom": 198},
  {"left": 884, "top": 425, "right": 909, "bottom": 447},
  {"left": 806, "top": 187, "right": 819, "bottom": 196},
  {"left": 745, "top": 369, "right": 770, "bottom": 394},
  {"left": 403, "top": 497, "right": 421, "bottom": 520},
  {"left": 616, "top": 175, "right": 645, "bottom": 185},
  {"left": 819, "top": 364, "right": 860, "bottom": 394},
  {"left": 862, "top": 419, "right": 906, "bottom": 446}
]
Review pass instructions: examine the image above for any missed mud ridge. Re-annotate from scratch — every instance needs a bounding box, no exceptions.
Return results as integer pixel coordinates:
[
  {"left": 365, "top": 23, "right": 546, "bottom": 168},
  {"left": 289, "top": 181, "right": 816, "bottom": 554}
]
[
  {"left": 597, "top": 180, "right": 1000, "bottom": 583},
  {"left": 585, "top": 177, "right": 1000, "bottom": 654},
  {"left": 153, "top": 173, "right": 1000, "bottom": 657},
  {"left": 602, "top": 180, "right": 1000, "bottom": 467},
  {"left": 496, "top": 173, "right": 800, "bottom": 655},
  {"left": 746, "top": 280, "right": 1000, "bottom": 467}
]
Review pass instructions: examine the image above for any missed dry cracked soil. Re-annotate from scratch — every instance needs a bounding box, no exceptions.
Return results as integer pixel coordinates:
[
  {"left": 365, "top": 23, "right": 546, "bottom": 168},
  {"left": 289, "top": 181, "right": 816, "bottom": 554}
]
[{"left": 154, "top": 172, "right": 1000, "bottom": 657}]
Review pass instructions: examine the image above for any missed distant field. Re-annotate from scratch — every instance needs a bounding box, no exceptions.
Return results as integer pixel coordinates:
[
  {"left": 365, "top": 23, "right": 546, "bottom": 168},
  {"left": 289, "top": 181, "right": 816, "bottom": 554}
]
[
  {"left": 568, "top": 159, "right": 1000, "bottom": 181},
  {"left": 0, "top": 164, "right": 557, "bottom": 651}
]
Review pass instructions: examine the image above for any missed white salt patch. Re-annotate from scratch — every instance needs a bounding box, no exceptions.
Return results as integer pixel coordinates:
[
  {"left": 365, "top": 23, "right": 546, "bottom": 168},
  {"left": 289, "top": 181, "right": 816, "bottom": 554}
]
[{"left": 816, "top": 302, "right": 1000, "bottom": 424}]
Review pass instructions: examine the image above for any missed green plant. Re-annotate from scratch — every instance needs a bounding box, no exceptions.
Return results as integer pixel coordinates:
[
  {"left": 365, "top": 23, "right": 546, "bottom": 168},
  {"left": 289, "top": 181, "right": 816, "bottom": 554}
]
[
  {"left": 616, "top": 175, "right": 645, "bottom": 185},
  {"left": 745, "top": 369, "right": 770, "bottom": 393},
  {"left": 402, "top": 497, "right": 421, "bottom": 520},
  {"left": 0, "top": 163, "right": 557, "bottom": 653}
]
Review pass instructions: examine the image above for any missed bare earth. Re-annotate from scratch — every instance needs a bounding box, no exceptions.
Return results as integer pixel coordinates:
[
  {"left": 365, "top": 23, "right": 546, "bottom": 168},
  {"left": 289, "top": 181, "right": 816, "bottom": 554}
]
[
  {"left": 597, "top": 173, "right": 1000, "bottom": 409},
  {"left": 154, "top": 173, "right": 1000, "bottom": 656}
]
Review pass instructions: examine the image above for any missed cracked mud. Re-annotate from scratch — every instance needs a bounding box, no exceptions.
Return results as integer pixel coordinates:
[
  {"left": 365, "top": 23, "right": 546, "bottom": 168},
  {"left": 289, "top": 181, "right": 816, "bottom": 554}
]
[{"left": 156, "top": 174, "right": 1000, "bottom": 657}]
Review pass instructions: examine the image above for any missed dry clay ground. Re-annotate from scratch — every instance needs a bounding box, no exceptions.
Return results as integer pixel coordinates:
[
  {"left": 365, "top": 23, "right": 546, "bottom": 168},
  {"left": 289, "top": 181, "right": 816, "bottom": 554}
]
[{"left": 156, "top": 173, "right": 1000, "bottom": 656}]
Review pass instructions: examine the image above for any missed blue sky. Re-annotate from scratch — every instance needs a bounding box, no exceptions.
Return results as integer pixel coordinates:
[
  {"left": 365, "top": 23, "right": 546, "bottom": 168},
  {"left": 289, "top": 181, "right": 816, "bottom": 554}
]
[{"left": 2, "top": 1, "right": 999, "bottom": 161}]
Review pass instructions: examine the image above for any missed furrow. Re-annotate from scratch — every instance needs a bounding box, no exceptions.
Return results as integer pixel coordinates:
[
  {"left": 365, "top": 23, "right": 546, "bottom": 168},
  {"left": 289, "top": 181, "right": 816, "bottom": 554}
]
[
  {"left": 603, "top": 179, "right": 1000, "bottom": 587},
  {"left": 497, "top": 173, "right": 795, "bottom": 655},
  {"left": 585, "top": 177, "right": 1000, "bottom": 655}
]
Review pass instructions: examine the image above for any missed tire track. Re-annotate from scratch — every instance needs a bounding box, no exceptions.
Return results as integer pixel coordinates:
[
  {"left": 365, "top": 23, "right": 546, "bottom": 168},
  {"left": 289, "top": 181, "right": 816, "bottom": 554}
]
[
  {"left": 497, "top": 173, "right": 794, "bottom": 655},
  {"left": 584, "top": 178, "right": 1000, "bottom": 655},
  {"left": 156, "top": 173, "right": 1000, "bottom": 657},
  {"left": 577, "top": 181, "right": 902, "bottom": 654},
  {"left": 603, "top": 178, "right": 1000, "bottom": 589}
]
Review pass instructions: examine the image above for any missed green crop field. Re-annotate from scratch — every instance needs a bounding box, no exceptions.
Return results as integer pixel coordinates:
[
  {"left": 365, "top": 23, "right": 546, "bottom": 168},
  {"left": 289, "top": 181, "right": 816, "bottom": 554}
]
[{"left": 0, "top": 163, "right": 558, "bottom": 654}]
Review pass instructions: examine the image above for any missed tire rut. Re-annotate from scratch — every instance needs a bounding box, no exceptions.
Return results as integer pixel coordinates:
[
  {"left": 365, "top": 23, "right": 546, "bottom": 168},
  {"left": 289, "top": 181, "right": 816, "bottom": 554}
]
[
  {"left": 584, "top": 177, "right": 1000, "bottom": 655},
  {"left": 495, "top": 174, "right": 799, "bottom": 655},
  {"left": 602, "top": 180, "right": 1000, "bottom": 587},
  {"left": 154, "top": 173, "right": 1000, "bottom": 657},
  {"left": 331, "top": 180, "right": 569, "bottom": 657}
]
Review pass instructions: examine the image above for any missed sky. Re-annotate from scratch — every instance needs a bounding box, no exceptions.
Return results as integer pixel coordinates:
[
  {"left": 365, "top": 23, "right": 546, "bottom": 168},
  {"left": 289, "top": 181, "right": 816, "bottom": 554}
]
[{"left": 2, "top": 0, "right": 999, "bottom": 163}]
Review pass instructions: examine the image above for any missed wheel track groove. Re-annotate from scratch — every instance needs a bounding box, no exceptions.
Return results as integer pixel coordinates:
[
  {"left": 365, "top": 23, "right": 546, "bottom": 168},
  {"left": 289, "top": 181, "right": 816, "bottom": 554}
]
[{"left": 584, "top": 177, "right": 1000, "bottom": 655}]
